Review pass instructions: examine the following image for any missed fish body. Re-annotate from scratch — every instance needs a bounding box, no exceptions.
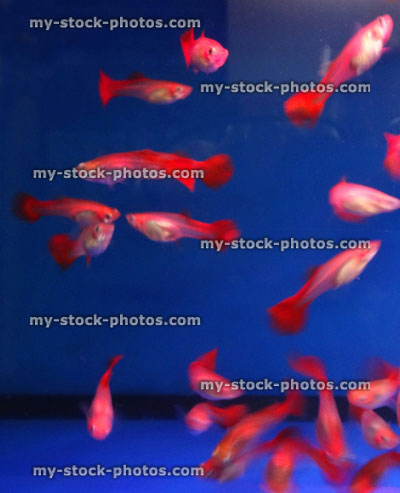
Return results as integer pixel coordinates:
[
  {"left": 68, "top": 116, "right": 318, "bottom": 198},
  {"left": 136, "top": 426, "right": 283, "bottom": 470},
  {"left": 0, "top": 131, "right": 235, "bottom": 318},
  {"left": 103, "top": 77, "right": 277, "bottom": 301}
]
[
  {"left": 350, "top": 452, "right": 400, "bottom": 492},
  {"left": 383, "top": 133, "right": 400, "bottom": 179},
  {"left": 329, "top": 179, "right": 400, "bottom": 221},
  {"left": 76, "top": 150, "right": 233, "bottom": 191},
  {"left": 350, "top": 405, "right": 399, "bottom": 450},
  {"left": 180, "top": 28, "right": 229, "bottom": 73},
  {"left": 99, "top": 71, "right": 192, "bottom": 106},
  {"left": 268, "top": 241, "right": 381, "bottom": 334}
]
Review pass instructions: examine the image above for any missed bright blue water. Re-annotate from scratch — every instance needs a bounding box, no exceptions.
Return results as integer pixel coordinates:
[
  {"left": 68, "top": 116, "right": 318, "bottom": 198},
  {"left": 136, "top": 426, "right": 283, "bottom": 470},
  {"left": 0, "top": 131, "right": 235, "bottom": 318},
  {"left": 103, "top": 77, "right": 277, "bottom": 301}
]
[{"left": 2, "top": 0, "right": 400, "bottom": 490}]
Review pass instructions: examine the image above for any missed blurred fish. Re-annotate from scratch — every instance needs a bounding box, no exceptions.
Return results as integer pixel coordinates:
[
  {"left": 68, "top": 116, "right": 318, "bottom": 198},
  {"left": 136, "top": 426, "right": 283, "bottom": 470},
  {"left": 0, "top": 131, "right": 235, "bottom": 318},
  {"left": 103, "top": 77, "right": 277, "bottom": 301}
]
[
  {"left": 185, "top": 402, "right": 248, "bottom": 433},
  {"left": 180, "top": 28, "right": 229, "bottom": 74},
  {"left": 383, "top": 133, "right": 400, "bottom": 179},
  {"left": 350, "top": 451, "right": 400, "bottom": 492},
  {"left": 76, "top": 149, "right": 233, "bottom": 191},
  {"left": 268, "top": 241, "right": 381, "bottom": 334},
  {"left": 87, "top": 355, "right": 123, "bottom": 441},
  {"left": 125, "top": 211, "right": 239, "bottom": 247},
  {"left": 13, "top": 193, "right": 120, "bottom": 225},
  {"left": 329, "top": 179, "right": 400, "bottom": 221},
  {"left": 284, "top": 15, "right": 393, "bottom": 126},
  {"left": 289, "top": 355, "right": 349, "bottom": 461},
  {"left": 48, "top": 222, "right": 115, "bottom": 270},
  {"left": 350, "top": 404, "right": 399, "bottom": 450},
  {"left": 348, "top": 360, "right": 400, "bottom": 410},
  {"left": 98, "top": 70, "right": 192, "bottom": 106},
  {"left": 209, "top": 390, "right": 304, "bottom": 469},
  {"left": 188, "top": 349, "right": 244, "bottom": 400}
]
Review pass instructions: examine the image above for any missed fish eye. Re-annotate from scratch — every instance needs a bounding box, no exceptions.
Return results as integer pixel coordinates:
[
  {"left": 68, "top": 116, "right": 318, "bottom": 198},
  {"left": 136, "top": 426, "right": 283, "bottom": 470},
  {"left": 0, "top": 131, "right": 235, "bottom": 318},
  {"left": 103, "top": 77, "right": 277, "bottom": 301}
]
[
  {"left": 175, "top": 86, "right": 182, "bottom": 92},
  {"left": 208, "top": 47, "right": 215, "bottom": 55},
  {"left": 104, "top": 213, "right": 111, "bottom": 222},
  {"left": 95, "top": 225, "right": 101, "bottom": 233}
]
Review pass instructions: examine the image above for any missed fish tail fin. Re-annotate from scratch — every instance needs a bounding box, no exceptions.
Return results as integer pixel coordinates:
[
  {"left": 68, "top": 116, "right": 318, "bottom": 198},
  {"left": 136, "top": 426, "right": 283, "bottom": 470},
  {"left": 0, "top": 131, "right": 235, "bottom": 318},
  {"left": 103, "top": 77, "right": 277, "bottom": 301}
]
[
  {"left": 175, "top": 174, "right": 196, "bottom": 192},
  {"left": 284, "top": 91, "right": 328, "bottom": 127},
  {"left": 201, "top": 154, "right": 234, "bottom": 189},
  {"left": 196, "top": 348, "right": 218, "bottom": 371},
  {"left": 101, "top": 354, "right": 124, "bottom": 388},
  {"left": 267, "top": 295, "right": 309, "bottom": 334},
  {"left": 384, "top": 132, "right": 397, "bottom": 147},
  {"left": 180, "top": 28, "right": 195, "bottom": 68},
  {"left": 305, "top": 445, "right": 350, "bottom": 484},
  {"left": 13, "top": 193, "right": 41, "bottom": 222},
  {"left": 209, "top": 404, "right": 248, "bottom": 428},
  {"left": 209, "top": 220, "right": 240, "bottom": 250},
  {"left": 99, "top": 70, "right": 116, "bottom": 106},
  {"left": 286, "top": 389, "right": 305, "bottom": 417},
  {"left": 288, "top": 355, "right": 328, "bottom": 383},
  {"left": 348, "top": 404, "right": 364, "bottom": 422},
  {"left": 48, "top": 234, "right": 79, "bottom": 270}
]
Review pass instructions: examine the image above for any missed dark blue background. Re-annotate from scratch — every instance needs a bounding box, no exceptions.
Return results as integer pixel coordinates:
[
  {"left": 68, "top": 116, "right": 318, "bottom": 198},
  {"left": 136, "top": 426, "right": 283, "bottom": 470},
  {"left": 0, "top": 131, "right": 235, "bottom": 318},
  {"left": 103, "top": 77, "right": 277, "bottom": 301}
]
[{"left": 2, "top": 0, "right": 400, "bottom": 395}]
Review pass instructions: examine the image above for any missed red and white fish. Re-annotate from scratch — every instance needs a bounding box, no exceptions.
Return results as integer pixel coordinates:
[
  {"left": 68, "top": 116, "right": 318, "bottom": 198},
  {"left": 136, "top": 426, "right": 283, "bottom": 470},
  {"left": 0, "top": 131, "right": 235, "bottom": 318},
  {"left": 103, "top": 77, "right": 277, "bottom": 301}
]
[
  {"left": 350, "top": 405, "right": 399, "bottom": 450},
  {"left": 87, "top": 355, "right": 123, "bottom": 441},
  {"left": 125, "top": 211, "right": 239, "bottom": 247},
  {"left": 268, "top": 241, "right": 381, "bottom": 334},
  {"left": 98, "top": 70, "right": 192, "bottom": 106},
  {"left": 289, "top": 355, "right": 349, "bottom": 462},
  {"left": 76, "top": 149, "right": 233, "bottom": 191},
  {"left": 13, "top": 193, "right": 120, "bottom": 226},
  {"left": 284, "top": 15, "right": 393, "bottom": 126},
  {"left": 48, "top": 223, "right": 115, "bottom": 270},
  {"left": 209, "top": 390, "right": 304, "bottom": 468},
  {"left": 188, "top": 349, "right": 244, "bottom": 400},
  {"left": 329, "top": 179, "right": 400, "bottom": 221},
  {"left": 185, "top": 402, "right": 248, "bottom": 433},
  {"left": 347, "top": 360, "right": 400, "bottom": 410},
  {"left": 383, "top": 133, "right": 400, "bottom": 179},
  {"left": 180, "top": 28, "right": 229, "bottom": 74},
  {"left": 350, "top": 451, "right": 400, "bottom": 493}
]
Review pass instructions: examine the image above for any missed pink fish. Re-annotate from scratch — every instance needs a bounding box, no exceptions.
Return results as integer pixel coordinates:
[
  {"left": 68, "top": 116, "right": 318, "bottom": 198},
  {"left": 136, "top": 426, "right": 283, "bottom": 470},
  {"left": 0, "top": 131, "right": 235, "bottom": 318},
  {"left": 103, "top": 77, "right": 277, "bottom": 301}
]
[
  {"left": 268, "top": 241, "right": 381, "bottom": 334},
  {"left": 76, "top": 149, "right": 233, "bottom": 191},
  {"left": 185, "top": 402, "right": 248, "bottom": 433},
  {"left": 188, "top": 349, "right": 244, "bottom": 400},
  {"left": 350, "top": 452, "right": 400, "bottom": 493},
  {"left": 180, "top": 28, "right": 229, "bottom": 74},
  {"left": 13, "top": 193, "right": 120, "bottom": 225},
  {"left": 98, "top": 71, "right": 192, "bottom": 106},
  {"left": 284, "top": 15, "right": 393, "bottom": 126},
  {"left": 125, "top": 211, "right": 239, "bottom": 247},
  {"left": 383, "top": 133, "right": 400, "bottom": 179},
  {"left": 48, "top": 223, "right": 115, "bottom": 270},
  {"left": 329, "top": 179, "right": 400, "bottom": 221},
  {"left": 87, "top": 355, "right": 123, "bottom": 440},
  {"left": 289, "top": 355, "right": 349, "bottom": 461},
  {"left": 350, "top": 405, "right": 399, "bottom": 450},
  {"left": 348, "top": 360, "right": 400, "bottom": 410}
]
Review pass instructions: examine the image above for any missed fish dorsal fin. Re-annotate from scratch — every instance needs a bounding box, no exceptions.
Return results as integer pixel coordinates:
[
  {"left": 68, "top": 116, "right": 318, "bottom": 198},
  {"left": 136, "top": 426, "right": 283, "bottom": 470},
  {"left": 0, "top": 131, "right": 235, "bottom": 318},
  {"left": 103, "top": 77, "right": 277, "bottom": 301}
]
[
  {"left": 128, "top": 72, "right": 147, "bottom": 81},
  {"left": 180, "top": 209, "right": 192, "bottom": 219},
  {"left": 197, "top": 348, "right": 218, "bottom": 371},
  {"left": 200, "top": 30, "right": 205, "bottom": 38},
  {"left": 340, "top": 176, "right": 347, "bottom": 183},
  {"left": 172, "top": 150, "right": 190, "bottom": 158},
  {"left": 305, "top": 265, "right": 320, "bottom": 281},
  {"left": 384, "top": 133, "right": 398, "bottom": 146}
]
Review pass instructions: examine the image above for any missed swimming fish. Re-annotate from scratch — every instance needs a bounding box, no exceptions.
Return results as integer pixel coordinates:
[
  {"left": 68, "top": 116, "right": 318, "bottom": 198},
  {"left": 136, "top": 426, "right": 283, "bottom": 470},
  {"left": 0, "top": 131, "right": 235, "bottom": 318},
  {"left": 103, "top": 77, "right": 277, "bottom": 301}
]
[
  {"left": 350, "top": 451, "right": 400, "bottom": 492},
  {"left": 210, "top": 390, "right": 304, "bottom": 469},
  {"left": 268, "top": 241, "right": 381, "bottom": 334},
  {"left": 125, "top": 211, "right": 239, "bottom": 246},
  {"left": 98, "top": 70, "right": 192, "bottom": 106},
  {"left": 48, "top": 223, "right": 115, "bottom": 270},
  {"left": 13, "top": 193, "right": 120, "bottom": 226},
  {"left": 289, "top": 355, "right": 349, "bottom": 461},
  {"left": 329, "top": 179, "right": 400, "bottom": 221},
  {"left": 180, "top": 28, "right": 229, "bottom": 74},
  {"left": 76, "top": 150, "right": 233, "bottom": 191},
  {"left": 347, "top": 360, "right": 400, "bottom": 410},
  {"left": 185, "top": 402, "right": 248, "bottom": 433},
  {"left": 350, "top": 405, "right": 399, "bottom": 450},
  {"left": 188, "top": 349, "right": 244, "bottom": 400},
  {"left": 284, "top": 15, "right": 393, "bottom": 126},
  {"left": 87, "top": 355, "right": 123, "bottom": 440},
  {"left": 383, "top": 133, "right": 400, "bottom": 179}
]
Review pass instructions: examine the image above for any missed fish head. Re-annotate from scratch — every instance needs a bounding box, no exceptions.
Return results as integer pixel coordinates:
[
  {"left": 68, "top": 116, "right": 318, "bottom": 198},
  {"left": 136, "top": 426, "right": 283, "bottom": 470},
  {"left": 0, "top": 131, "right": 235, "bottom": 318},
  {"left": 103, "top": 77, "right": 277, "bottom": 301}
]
[
  {"left": 87, "top": 415, "right": 112, "bottom": 440},
  {"left": 335, "top": 240, "right": 381, "bottom": 287},
  {"left": 185, "top": 404, "right": 212, "bottom": 433},
  {"left": 372, "top": 15, "right": 393, "bottom": 44},
  {"left": 172, "top": 84, "right": 193, "bottom": 101},
  {"left": 125, "top": 213, "right": 146, "bottom": 232},
  {"left": 103, "top": 208, "right": 120, "bottom": 223},
  {"left": 83, "top": 223, "right": 115, "bottom": 257},
  {"left": 196, "top": 38, "right": 229, "bottom": 73}
]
